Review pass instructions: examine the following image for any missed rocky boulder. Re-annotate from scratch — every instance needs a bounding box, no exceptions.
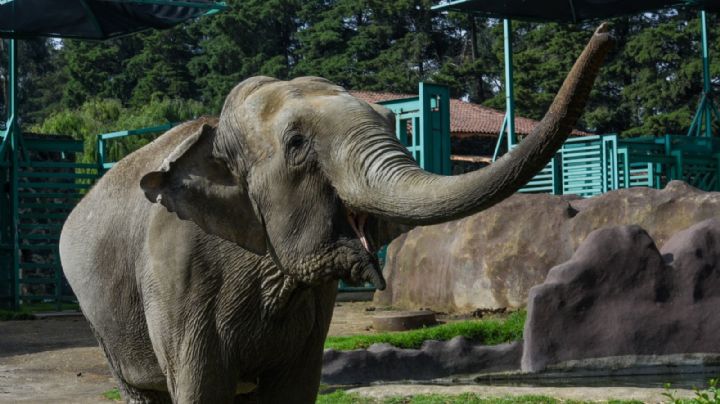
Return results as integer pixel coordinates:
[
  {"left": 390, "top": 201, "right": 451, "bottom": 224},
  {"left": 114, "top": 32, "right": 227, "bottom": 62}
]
[
  {"left": 522, "top": 219, "right": 720, "bottom": 372},
  {"left": 375, "top": 182, "right": 720, "bottom": 312}
]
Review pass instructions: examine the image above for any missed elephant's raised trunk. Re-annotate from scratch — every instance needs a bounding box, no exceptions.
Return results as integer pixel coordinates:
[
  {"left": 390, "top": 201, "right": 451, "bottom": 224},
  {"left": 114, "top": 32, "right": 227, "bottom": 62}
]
[{"left": 334, "top": 23, "right": 613, "bottom": 226}]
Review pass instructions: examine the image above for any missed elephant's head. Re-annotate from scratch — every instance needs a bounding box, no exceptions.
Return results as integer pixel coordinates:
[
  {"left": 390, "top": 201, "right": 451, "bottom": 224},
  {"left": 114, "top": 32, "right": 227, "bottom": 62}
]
[{"left": 141, "top": 24, "right": 612, "bottom": 291}]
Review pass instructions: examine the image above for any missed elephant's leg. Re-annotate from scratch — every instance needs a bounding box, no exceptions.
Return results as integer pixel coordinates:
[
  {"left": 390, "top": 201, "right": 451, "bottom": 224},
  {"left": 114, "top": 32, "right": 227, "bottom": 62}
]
[
  {"left": 90, "top": 322, "right": 171, "bottom": 404},
  {"left": 117, "top": 382, "right": 172, "bottom": 404},
  {"left": 169, "top": 346, "right": 238, "bottom": 403},
  {"left": 256, "top": 346, "right": 325, "bottom": 404},
  {"left": 256, "top": 286, "right": 336, "bottom": 404}
]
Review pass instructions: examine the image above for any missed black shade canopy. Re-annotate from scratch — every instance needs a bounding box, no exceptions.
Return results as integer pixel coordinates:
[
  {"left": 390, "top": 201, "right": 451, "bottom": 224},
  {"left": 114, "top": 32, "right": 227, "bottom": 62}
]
[
  {"left": 0, "top": 0, "right": 224, "bottom": 40},
  {"left": 433, "top": 0, "right": 720, "bottom": 22}
]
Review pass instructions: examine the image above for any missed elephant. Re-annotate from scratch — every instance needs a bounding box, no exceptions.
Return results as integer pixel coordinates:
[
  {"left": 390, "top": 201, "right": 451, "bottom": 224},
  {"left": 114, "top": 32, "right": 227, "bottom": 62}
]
[{"left": 59, "top": 24, "right": 612, "bottom": 403}]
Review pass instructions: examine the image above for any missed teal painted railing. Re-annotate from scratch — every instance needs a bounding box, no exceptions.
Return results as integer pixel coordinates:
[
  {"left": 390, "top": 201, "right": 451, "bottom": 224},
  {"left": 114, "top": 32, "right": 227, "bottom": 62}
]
[
  {"left": 379, "top": 82, "right": 452, "bottom": 175},
  {"left": 98, "top": 123, "right": 176, "bottom": 170},
  {"left": 520, "top": 134, "right": 720, "bottom": 197},
  {"left": 0, "top": 137, "right": 100, "bottom": 310}
]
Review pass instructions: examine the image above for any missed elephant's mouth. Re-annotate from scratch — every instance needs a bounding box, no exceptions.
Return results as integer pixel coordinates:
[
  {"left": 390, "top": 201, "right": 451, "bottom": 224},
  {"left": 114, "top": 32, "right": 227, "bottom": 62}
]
[
  {"left": 345, "top": 208, "right": 385, "bottom": 290},
  {"left": 346, "top": 209, "right": 374, "bottom": 252}
]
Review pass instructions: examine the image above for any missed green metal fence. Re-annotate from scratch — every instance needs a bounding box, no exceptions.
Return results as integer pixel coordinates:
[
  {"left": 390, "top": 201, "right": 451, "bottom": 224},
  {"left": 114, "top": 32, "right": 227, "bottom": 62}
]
[
  {"left": 340, "top": 82, "right": 452, "bottom": 292},
  {"left": 379, "top": 82, "right": 452, "bottom": 175},
  {"left": 0, "top": 137, "right": 100, "bottom": 310},
  {"left": 98, "top": 124, "right": 175, "bottom": 170},
  {"left": 521, "top": 133, "right": 720, "bottom": 197}
]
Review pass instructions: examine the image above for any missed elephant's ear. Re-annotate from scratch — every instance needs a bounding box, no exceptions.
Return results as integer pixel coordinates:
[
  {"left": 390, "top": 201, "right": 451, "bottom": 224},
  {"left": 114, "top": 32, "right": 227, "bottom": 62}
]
[{"left": 140, "top": 123, "right": 267, "bottom": 255}]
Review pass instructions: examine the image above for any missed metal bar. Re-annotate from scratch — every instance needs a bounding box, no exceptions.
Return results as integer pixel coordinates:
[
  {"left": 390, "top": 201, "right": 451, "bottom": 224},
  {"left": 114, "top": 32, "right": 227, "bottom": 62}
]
[
  {"left": 19, "top": 172, "right": 98, "bottom": 179},
  {"left": 492, "top": 19, "right": 516, "bottom": 160},
  {"left": 9, "top": 38, "right": 20, "bottom": 310},
  {"left": 9, "top": 39, "right": 16, "bottom": 120},
  {"left": 701, "top": 10, "right": 711, "bottom": 95},
  {"left": 701, "top": 10, "right": 712, "bottom": 137},
  {"left": 98, "top": 135, "right": 107, "bottom": 171},
  {"left": 99, "top": 123, "right": 174, "bottom": 140},
  {"left": 19, "top": 162, "right": 98, "bottom": 169},
  {"left": 0, "top": 115, "right": 12, "bottom": 159},
  {"left": 503, "top": 19, "right": 516, "bottom": 147},
  {"left": 17, "top": 182, "right": 93, "bottom": 189},
  {"left": 492, "top": 115, "right": 508, "bottom": 162}
]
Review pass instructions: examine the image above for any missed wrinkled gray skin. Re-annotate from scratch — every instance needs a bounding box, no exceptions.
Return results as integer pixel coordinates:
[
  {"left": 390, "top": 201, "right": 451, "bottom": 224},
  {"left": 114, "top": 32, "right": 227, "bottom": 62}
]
[{"left": 60, "top": 26, "right": 612, "bottom": 404}]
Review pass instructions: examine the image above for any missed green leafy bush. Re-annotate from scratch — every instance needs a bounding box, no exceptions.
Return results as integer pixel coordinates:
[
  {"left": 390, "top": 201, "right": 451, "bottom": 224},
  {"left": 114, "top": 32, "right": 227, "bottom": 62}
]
[
  {"left": 663, "top": 379, "right": 720, "bottom": 404},
  {"left": 31, "top": 97, "right": 211, "bottom": 164}
]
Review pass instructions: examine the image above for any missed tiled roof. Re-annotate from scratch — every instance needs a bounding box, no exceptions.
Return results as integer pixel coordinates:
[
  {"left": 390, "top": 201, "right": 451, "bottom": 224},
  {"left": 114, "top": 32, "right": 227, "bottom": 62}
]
[{"left": 349, "top": 90, "right": 588, "bottom": 137}]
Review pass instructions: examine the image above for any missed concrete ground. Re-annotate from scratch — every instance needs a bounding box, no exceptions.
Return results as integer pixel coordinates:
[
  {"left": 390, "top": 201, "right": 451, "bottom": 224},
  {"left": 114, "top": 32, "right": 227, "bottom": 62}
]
[
  {"left": 0, "top": 302, "right": 700, "bottom": 403},
  {"left": 347, "top": 384, "right": 696, "bottom": 402}
]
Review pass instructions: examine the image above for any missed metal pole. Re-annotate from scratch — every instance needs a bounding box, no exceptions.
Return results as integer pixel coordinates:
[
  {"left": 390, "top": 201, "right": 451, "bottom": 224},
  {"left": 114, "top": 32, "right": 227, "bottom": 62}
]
[
  {"left": 504, "top": 19, "right": 516, "bottom": 147},
  {"left": 492, "top": 19, "right": 517, "bottom": 160},
  {"left": 9, "top": 40, "right": 16, "bottom": 121},
  {"left": 9, "top": 39, "right": 19, "bottom": 310},
  {"left": 700, "top": 10, "right": 712, "bottom": 137}
]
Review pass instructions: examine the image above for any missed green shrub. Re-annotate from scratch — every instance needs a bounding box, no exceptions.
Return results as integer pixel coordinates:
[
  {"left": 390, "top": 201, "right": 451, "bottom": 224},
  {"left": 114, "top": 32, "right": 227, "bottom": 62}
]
[
  {"left": 663, "top": 378, "right": 720, "bottom": 404},
  {"left": 31, "top": 97, "right": 212, "bottom": 165}
]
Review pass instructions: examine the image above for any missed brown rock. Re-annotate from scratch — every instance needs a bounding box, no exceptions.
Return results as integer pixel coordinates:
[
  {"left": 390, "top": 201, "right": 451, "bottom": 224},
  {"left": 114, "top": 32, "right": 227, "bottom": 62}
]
[
  {"left": 521, "top": 219, "right": 720, "bottom": 372},
  {"left": 375, "top": 181, "right": 720, "bottom": 312}
]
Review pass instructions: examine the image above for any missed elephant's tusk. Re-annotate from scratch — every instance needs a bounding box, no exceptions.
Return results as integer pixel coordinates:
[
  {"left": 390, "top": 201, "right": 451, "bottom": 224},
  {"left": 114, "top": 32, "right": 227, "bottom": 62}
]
[{"left": 346, "top": 209, "right": 371, "bottom": 252}]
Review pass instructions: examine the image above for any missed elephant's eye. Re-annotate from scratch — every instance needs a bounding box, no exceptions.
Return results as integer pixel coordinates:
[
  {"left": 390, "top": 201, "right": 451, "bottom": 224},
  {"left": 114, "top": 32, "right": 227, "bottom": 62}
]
[
  {"left": 285, "top": 132, "right": 311, "bottom": 166},
  {"left": 287, "top": 134, "right": 305, "bottom": 150}
]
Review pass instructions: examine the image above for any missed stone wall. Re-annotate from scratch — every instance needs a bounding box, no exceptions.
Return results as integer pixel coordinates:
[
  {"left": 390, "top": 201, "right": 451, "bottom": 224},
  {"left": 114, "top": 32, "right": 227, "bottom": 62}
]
[{"left": 375, "top": 181, "right": 720, "bottom": 312}]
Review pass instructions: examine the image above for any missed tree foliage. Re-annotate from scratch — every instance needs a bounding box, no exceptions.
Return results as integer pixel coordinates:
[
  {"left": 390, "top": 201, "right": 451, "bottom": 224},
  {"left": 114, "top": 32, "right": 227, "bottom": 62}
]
[{"left": 2, "top": 2, "right": 718, "bottom": 154}]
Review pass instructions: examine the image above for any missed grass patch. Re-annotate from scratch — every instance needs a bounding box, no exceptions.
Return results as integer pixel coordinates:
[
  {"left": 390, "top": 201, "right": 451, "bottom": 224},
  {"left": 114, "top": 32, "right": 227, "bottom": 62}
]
[
  {"left": 0, "top": 308, "right": 35, "bottom": 321},
  {"left": 316, "top": 391, "right": 643, "bottom": 404},
  {"left": 103, "top": 388, "right": 121, "bottom": 401},
  {"left": 324, "top": 310, "right": 525, "bottom": 351}
]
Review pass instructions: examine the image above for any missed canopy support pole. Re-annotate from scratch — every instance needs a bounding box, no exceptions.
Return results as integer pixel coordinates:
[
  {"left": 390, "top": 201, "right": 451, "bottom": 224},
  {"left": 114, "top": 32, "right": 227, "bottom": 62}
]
[
  {"left": 688, "top": 10, "right": 719, "bottom": 137},
  {"left": 9, "top": 39, "right": 20, "bottom": 310},
  {"left": 493, "top": 19, "right": 516, "bottom": 161},
  {"left": 1, "top": 39, "right": 20, "bottom": 310}
]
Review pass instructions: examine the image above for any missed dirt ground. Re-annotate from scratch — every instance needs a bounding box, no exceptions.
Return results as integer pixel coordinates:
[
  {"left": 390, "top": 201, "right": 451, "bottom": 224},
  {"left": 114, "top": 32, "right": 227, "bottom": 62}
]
[
  {"left": 0, "top": 316, "right": 114, "bottom": 403},
  {"left": 0, "top": 302, "right": 379, "bottom": 403},
  {"left": 0, "top": 302, "right": 698, "bottom": 403}
]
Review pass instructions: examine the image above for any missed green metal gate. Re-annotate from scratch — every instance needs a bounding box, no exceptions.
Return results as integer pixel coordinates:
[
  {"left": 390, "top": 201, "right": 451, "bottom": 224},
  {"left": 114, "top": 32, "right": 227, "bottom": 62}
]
[
  {"left": 0, "top": 136, "right": 99, "bottom": 311},
  {"left": 379, "top": 82, "right": 452, "bottom": 175},
  {"left": 521, "top": 133, "right": 720, "bottom": 197},
  {"left": 339, "top": 82, "right": 452, "bottom": 292}
]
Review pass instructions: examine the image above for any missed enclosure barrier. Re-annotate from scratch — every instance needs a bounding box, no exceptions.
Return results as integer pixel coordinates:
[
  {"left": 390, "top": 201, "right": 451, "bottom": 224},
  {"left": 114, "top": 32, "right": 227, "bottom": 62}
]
[
  {"left": 0, "top": 137, "right": 100, "bottom": 310},
  {"left": 98, "top": 123, "right": 175, "bottom": 170},
  {"left": 520, "top": 134, "right": 720, "bottom": 196}
]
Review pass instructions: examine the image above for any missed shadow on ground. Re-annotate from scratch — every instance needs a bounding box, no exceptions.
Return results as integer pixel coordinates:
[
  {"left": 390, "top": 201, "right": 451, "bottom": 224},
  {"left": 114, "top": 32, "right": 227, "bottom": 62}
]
[{"left": 0, "top": 316, "right": 98, "bottom": 358}]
